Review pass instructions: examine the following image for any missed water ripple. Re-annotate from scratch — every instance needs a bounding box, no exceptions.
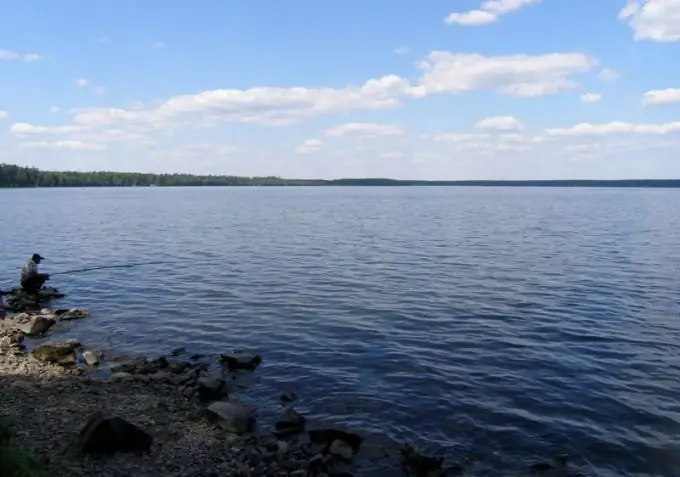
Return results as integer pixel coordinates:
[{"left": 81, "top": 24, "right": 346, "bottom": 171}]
[{"left": 2, "top": 186, "right": 680, "bottom": 476}]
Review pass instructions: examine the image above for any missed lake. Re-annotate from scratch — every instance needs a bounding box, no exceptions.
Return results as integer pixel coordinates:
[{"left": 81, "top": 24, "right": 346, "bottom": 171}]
[{"left": 1, "top": 186, "right": 680, "bottom": 476}]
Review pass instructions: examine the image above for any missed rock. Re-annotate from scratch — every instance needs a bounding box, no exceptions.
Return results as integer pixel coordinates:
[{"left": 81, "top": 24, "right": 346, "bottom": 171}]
[
  {"left": 32, "top": 340, "right": 80, "bottom": 365},
  {"left": 289, "top": 470, "right": 307, "bottom": 477},
  {"left": 51, "top": 308, "right": 89, "bottom": 320},
  {"left": 79, "top": 412, "right": 153, "bottom": 454},
  {"left": 82, "top": 350, "right": 102, "bottom": 366},
  {"left": 309, "top": 429, "right": 362, "bottom": 454},
  {"left": 170, "top": 347, "right": 185, "bottom": 356},
  {"left": 275, "top": 409, "right": 306, "bottom": 436},
  {"left": 110, "top": 372, "right": 133, "bottom": 381},
  {"left": 219, "top": 351, "right": 262, "bottom": 371},
  {"left": 281, "top": 392, "right": 298, "bottom": 402},
  {"left": 205, "top": 401, "right": 256, "bottom": 434},
  {"left": 196, "top": 377, "right": 227, "bottom": 402},
  {"left": 0, "top": 312, "right": 56, "bottom": 336},
  {"left": 400, "top": 444, "right": 443, "bottom": 476},
  {"left": 110, "top": 358, "right": 146, "bottom": 374},
  {"left": 329, "top": 439, "right": 354, "bottom": 460}
]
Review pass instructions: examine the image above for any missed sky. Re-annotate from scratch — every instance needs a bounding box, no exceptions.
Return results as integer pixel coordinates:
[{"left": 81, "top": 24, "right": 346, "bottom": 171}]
[{"left": 0, "top": 0, "right": 679, "bottom": 180}]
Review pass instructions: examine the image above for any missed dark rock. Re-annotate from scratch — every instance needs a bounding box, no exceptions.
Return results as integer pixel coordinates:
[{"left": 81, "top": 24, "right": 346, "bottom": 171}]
[
  {"left": 400, "top": 444, "right": 443, "bottom": 476},
  {"left": 32, "top": 340, "right": 80, "bottom": 365},
  {"left": 281, "top": 392, "right": 298, "bottom": 402},
  {"left": 329, "top": 439, "right": 354, "bottom": 460},
  {"left": 196, "top": 377, "right": 227, "bottom": 402},
  {"left": 189, "top": 353, "right": 204, "bottom": 360},
  {"left": 110, "top": 358, "right": 146, "bottom": 374},
  {"left": 170, "top": 346, "right": 185, "bottom": 356},
  {"left": 219, "top": 351, "right": 262, "bottom": 371},
  {"left": 52, "top": 308, "right": 89, "bottom": 320},
  {"left": 205, "top": 401, "right": 256, "bottom": 433},
  {"left": 275, "top": 409, "right": 306, "bottom": 436},
  {"left": 309, "top": 429, "right": 362, "bottom": 454},
  {"left": 79, "top": 412, "right": 153, "bottom": 454}
]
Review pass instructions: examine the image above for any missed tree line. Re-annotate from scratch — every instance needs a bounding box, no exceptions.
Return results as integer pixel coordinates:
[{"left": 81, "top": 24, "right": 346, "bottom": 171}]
[{"left": 1, "top": 163, "right": 679, "bottom": 188}]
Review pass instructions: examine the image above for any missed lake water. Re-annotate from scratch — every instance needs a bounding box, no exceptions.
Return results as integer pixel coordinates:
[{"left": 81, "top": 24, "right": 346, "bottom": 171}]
[{"left": 1, "top": 186, "right": 680, "bottom": 476}]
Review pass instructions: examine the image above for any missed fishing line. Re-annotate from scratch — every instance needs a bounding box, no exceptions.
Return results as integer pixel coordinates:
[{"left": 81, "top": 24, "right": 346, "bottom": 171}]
[{"left": 49, "top": 260, "right": 178, "bottom": 276}]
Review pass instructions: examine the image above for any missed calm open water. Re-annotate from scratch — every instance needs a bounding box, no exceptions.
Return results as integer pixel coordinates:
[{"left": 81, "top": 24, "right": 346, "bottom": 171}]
[{"left": 1, "top": 186, "right": 680, "bottom": 476}]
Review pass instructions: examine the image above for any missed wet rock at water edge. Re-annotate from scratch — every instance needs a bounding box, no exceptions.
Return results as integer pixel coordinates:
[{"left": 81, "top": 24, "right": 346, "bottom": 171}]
[
  {"left": 400, "top": 444, "right": 444, "bottom": 477},
  {"left": 0, "top": 330, "right": 25, "bottom": 355},
  {"left": 196, "top": 377, "right": 228, "bottom": 402},
  {"left": 82, "top": 349, "right": 103, "bottom": 366},
  {"left": 329, "top": 439, "right": 354, "bottom": 460},
  {"left": 205, "top": 401, "right": 256, "bottom": 434},
  {"left": 1, "top": 287, "right": 65, "bottom": 312},
  {"left": 79, "top": 412, "right": 153, "bottom": 454},
  {"left": 281, "top": 392, "right": 298, "bottom": 403},
  {"left": 32, "top": 340, "right": 81, "bottom": 365},
  {"left": 0, "top": 312, "right": 56, "bottom": 336},
  {"left": 309, "top": 429, "right": 363, "bottom": 455},
  {"left": 219, "top": 350, "right": 262, "bottom": 371},
  {"left": 275, "top": 409, "right": 306, "bottom": 436}
]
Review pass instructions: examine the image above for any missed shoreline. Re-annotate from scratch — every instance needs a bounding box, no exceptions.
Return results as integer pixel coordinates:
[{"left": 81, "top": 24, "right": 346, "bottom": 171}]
[{"left": 0, "top": 288, "right": 458, "bottom": 477}]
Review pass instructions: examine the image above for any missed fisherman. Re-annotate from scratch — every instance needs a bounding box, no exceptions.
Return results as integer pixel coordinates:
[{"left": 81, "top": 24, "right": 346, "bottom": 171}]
[{"left": 20, "top": 253, "right": 50, "bottom": 294}]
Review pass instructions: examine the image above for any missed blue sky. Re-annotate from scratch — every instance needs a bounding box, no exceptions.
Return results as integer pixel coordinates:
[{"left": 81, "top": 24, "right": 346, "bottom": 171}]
[{"left": 1, "top": 0, "right": 679, "bottom": 180}]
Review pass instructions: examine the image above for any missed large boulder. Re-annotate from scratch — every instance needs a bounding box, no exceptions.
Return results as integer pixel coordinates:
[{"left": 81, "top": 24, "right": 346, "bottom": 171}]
[
  {"left": 196, "top": 377, "right": 228, "bottom": 402},
  {"left": 205, "top": 401, "right": 255, "bottom": 434},
  {"left": 79, "top": 413, "right": 153, "bottom": 454},
  {"left": 0, "top": 312, "right": 56, "bottom": 336},
  {"left": 32, "top": 340, "right": 81, "bottom": 365},
  {"left": 274, "top": 409, "right": 306, "bottom": 436},
  {"left": 2, "top": 287, "right": 65, "bottom": 313}
]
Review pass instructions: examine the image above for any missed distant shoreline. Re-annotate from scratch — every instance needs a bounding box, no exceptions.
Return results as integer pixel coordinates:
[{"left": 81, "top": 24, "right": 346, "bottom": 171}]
[{"left": 2, "top": 163, "right": 680, "bottom": 188}]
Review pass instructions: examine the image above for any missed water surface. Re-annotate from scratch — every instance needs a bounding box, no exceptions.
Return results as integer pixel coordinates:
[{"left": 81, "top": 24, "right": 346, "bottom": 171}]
[{"left": 1, "top": 186, "right": 680, "bottom": 476}]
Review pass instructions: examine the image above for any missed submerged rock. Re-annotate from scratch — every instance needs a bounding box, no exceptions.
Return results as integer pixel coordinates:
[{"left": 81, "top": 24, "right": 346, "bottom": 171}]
[
  {"left": 309, "top": 429, "right": 363, "bottom": 454},
  {"left": 196, "top": 377, "right": 228, "bottom": 402},
  {"left": 32, "top": 340, "right": 81, "bottom": 365},
  {"left": 79, "top": 412, "right": 153, "bottom": 454},
  {"left": 400, "top": 444, "right": 444, "bottom": 477},
  {"left": 219, "top": 350, "right": 262, "bottom": 371},
  {"left": 82, "top": 349, "right": 103, "bottom": 366},
  {"left": 205, "top": 401, "right": 256, "bottom": 434},
  {"left": 275, "top": 409, "right": 306, "bottom": 436}
]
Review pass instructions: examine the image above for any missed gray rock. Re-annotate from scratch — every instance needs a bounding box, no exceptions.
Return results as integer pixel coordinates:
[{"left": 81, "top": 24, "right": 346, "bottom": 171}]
[
  {"left": 275, "top": 409, "right": 306, "bottom": 436},
  {"left": 32, "top": 340, "right": 80, "bottom": 365},
  {"left": 205, "top": 401, "right": 255, "bottom": 434},
  {"left": 82, "top": 350, "right": 102, "bottom": 366},
  {"left": 196, "top": 377, "right": 227, "bottom": 402},
  {"left": 0, "top": 313, "right": 56, "bottom": 336},
  {"left": 219, "top": 351, "right": 262, "bottom": 371},
  {"left": 110, "top": 372, "right": 133, "bottom": 381},
  {"left": 329, "top": 439, "right": 354, "bottom": 460}
]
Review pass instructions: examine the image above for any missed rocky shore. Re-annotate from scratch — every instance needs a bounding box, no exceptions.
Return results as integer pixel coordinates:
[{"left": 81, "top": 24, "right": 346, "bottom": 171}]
[{"left": 0, "top": 288, "right": 476, "bottom": 477}]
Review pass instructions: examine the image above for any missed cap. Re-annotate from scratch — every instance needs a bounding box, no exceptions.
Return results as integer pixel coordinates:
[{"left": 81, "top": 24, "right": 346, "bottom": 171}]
[{"left": 31, "top": 253, "right": 45, "bottom": 261}]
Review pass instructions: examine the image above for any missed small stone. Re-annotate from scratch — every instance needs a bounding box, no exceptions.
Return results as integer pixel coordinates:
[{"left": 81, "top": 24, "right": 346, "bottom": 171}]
[
  {"left": 281, "top": 392, "right": 298, "bottom": 402},
  {"left": 289, "top": 469, "right": 307, "bottom": 477},
  {"left": 170, "top": 346, "right": 185, "bottom": 356},
  {"left": 110, "top": 372, "right": 132, "bottom": 381}
]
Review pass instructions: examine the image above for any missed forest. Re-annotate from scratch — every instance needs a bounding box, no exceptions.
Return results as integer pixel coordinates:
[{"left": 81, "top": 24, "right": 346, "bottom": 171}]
[{"left": 1, "top": 163, "right": 679, "bottom": 188}]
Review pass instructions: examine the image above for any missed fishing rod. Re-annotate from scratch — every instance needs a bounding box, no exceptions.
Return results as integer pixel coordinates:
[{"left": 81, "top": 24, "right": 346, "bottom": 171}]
[{"left": 49, "top": 260, "right": 178, "bottom": 276}]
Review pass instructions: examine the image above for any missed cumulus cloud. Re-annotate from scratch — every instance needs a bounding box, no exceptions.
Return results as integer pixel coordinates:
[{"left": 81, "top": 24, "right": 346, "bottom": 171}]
[
  {"left": 545, "top": 120, "right": 680, "bottom": 136},
  {"left": 0, "top": 110, "right": 7, "bottom": 119},
  {"left": 415, "top": 51, "right": 596, "bottom": 97},
  {"left": 445, "top": 0, "right": 541, "bottom": 26},
  {"left": 324, "top": 122, "right": 403, "bottom": 137},
  {"left": 597, "top": 68, "right": 620, "bottom": 82},
  {"left": 0, "top": 49, "right": 42, "bottom": 61},
  {"left": 475, "top": 115, "right": 524, "bottom": 131},
  {"left": 618, "top": 0, "right": 680, "bottom": 42},
  {"left": 580, "top": 93, "right": 602, "bottom": 103},
  {"left": 21, "top": 140, "right": 107, "bottom": 151},
  {"left": 642, "top": 87, "right": 680, "bottom": 106},
  {"left": 296, "top": 139, "right": 324, "bottom": 154}
]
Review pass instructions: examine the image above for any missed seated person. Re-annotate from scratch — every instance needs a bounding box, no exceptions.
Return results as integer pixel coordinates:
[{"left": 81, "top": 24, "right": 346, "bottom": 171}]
[{"left": 20, "top": 253, "right": 50, "bottom": 294}]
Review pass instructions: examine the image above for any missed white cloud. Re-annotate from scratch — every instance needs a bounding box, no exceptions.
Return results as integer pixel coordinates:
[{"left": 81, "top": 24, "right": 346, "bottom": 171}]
[
  {"left": 93, "top": 85, "right": 107, "bottom": 95},
  {"left": 76, "top": 78, "right": 90, "bottom": 87},
  {"left": 580, "top": 93, "right": 602, "bottom": 103},
  {"left": 76, "top": 78, "right": 106, "bottom": 94},
  {"left": 324, "top": 122, "right": 403, "bottom": 137},
  {"left": 10, "top": 122, "right": 83, "bottom": 135},
  {"left": 152, "top": 41, "right": 167, "bottom": 50},
  {"left": 475, "top": 115, "right": 524, "bottom": 131},
  {"left": 393, "top": 46, "right": 410, "bottom": 55},
  {"left": 618, "top": 0, "right": 680, "bottom": 42},
  {"left": 0, "top": 49, "right": 42, "bottom": 61},
  {"left": 597, "top": 68, "right": 620, "bottom": 82},
  {"left": 641, "top": 87, "right": 680, "bottom": 106},
  {"left": 49, "top": 106, "right": 61, "bottom": 114},
  {"left": 296, "top": 139, "right": 324, "bottom": 154},
  {"left": 545, "top": 120, "right": 680, "bottom": 136},
  {"left": 416, "top": 51, "right": 597, "bottom": 97},
  {"left": 445, "top": 0, "right": 541, "bottom": 26},
  {"left": 21, "top": 140, "right": 107, "bottom": 151},
  {"left": 0, "top": 110, "right": 7, "bottom": 120}
]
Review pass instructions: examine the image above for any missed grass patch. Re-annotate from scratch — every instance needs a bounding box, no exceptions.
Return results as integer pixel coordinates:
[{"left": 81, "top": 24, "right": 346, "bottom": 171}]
[{"left": 0, "top": 416, "right": 43, "bottom": 477}]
